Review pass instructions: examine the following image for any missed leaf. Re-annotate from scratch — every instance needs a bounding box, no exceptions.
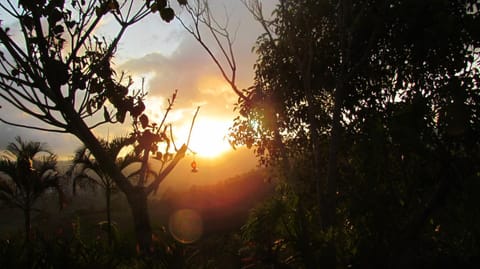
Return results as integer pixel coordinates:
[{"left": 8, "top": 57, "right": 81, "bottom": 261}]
[
  {"left": 150, "top": 2, "right": 158, "bottom": 12},
  {"left": 116, "top": 109, "right": 126, "bottom": 123},
  {"left": 19, "top": 0, "right": 37, "bottom": 11},
  {"left": 130, "top": 99, "right": 145, "bottom": 118},
  {"left": 49, "top": 0, "right": 65, "bottom": 9},
  {"left": 52, "top": 25, "right": 64, "bottom": 35},
  {"left": 229, "top": 140, "right": 237, "bottom": 150},
  {"left": 86, "top": 100, "right": 93, "bottom": 115},
  {"left": 139, "top": 114, "right": 149, "bottom": 129},
  {"left": 48, "top": 8, "right": 63, "bottom": 26},
  {"left": 0, "top": 180, "right": 14, "bottom": 196},
  {"left": 150, "top": 144, "right": 158, "bottom": 154},
  {"left": 45, "top": 58, "right": 69, "bottom": 87},
  {"left": 154, "top": 152, "right": 162, "bottom": 160},
  {"left": 103, "top": 106, "right": 111, "bottom": 122},
  {"left": 21, "top": 16, "right": 34, "bottom": 31},
  {"left": 11, "top": 68, "right": 19, "bottom": 77},
  {"left": 66, "top": 20, "right": 76, "bottom": 29},
  {"left": 107, "top": 0, "right": 120, "bottom": 13},
  {"left": 95, "top": 6, "right": 104, "bottom": 17},
  {"left": 160, "top": 7, "right": 175, "bottom": 23},
  {"left": 156, "top": 0, "right": 167, "bottom": 9}
]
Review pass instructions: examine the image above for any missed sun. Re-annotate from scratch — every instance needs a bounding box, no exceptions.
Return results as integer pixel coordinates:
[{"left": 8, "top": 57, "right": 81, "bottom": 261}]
[
  {"left": 179, "top": 118, "right": 232, "bottom": 158},
  {"left": 142, "top": 95, "right": 233, "bottom": 159}
]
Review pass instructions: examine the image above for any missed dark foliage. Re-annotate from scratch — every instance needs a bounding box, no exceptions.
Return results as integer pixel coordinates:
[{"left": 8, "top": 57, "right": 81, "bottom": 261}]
[
  {"left": 231, "top": 0, "right": 480, "bottom": 267},
  {"left": 0, "top": 0, "right": 191, "bottom": 251}
]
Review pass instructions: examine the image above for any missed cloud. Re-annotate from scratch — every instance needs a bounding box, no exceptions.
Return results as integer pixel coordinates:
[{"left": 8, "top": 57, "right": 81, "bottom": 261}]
[
  {"left": 0, "top": 0, "right": 278, "bottom": 158},
  {"left": 117, "top": 0, "right": 277, "bottom": 124}
]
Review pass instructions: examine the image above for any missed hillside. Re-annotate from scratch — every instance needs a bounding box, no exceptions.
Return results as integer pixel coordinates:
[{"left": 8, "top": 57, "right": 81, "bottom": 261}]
[{"left": 151, "top": 168, "right": 275, "bottom": 235}]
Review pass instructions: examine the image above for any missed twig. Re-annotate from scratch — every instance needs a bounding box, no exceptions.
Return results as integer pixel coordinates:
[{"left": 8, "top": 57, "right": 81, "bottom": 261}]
[
  {"left": 169, "top": 124, "right": 178, "bottom": 151},
  {"left": 187, "top": 106, "right": 201, "bottom": 147},
  {"left": 157, "top": 89, "right": 178, "bottom": 133}
]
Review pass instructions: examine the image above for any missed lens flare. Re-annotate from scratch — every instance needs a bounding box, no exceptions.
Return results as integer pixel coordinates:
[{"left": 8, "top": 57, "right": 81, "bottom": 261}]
[{"left": 168, "top": 209, "right": 203, "bottom": 244}]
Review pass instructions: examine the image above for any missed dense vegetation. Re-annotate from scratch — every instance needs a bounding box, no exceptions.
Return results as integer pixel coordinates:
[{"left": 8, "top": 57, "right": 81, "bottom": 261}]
[
  {"left": 0, "top": 155, "right": 272, "bottom": 268},
  {"left": 1, "top": 0, "right": 480, "bottom": 268},
  {"left": 229, "top": 0, "right": 480, "bottom": 268}
]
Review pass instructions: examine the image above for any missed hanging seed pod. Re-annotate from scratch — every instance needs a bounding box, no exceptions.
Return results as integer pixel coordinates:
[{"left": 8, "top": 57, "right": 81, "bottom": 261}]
[{"left": 191, "top": 160, "right": 198, "bottom": 173}]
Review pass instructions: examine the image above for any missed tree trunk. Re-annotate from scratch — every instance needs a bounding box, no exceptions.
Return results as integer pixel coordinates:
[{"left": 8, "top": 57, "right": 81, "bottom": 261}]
[
  {"left": 72, "top": 124, "right": 154, "bottom": 251},
  {"left": 318, "top": 1, "right": 351, "bottom": 267},
  {"left": 125, "top": 186, "right": 152, "bottom": 253},
  {"left": 106, "top": 187, "right": 112, "bottom": 246},
  {"left": 320, "top": 79, "right": 343, "bottom": 268},
  {"left": 24, "top": 206, "right": 31, "bottom": 242},
  {"left": 24, "top": 205, "right": 34, "bottom": 269}
]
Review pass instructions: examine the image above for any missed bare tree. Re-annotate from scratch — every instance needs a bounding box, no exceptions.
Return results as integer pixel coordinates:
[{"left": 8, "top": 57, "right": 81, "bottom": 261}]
[
  {"left": 177, "top": 0, "right": 251, "bottom": 100},
  {"left": 0, "top": 0, "right": 192, "bottom": 251}
]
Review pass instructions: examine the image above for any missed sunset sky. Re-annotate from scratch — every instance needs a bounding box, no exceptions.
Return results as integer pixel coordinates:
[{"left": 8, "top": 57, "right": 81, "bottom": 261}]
[{"left": 0, "top": 0, "right": 277, "bottom": 169}]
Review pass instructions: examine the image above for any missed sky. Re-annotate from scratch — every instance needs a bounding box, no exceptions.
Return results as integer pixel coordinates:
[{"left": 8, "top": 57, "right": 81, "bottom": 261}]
[{"left": 0, "top": 0, "right": 277, "bottom": 172}]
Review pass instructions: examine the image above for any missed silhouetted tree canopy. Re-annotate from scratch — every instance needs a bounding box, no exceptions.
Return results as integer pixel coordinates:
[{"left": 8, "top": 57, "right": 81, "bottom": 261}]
[
  {"left": 231, "top": 0, "right": 480, "bottom": 267},
  {"left": 0, "top": 136, "right": 64, "bottom": 242},
  {"left": 0, "top": 0, "right": 191, "bottom": 251}
]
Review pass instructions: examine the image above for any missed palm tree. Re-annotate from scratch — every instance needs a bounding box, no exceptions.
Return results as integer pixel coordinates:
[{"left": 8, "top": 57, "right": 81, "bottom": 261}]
[
  {"left": 68, "top": 137, "right": 142, "bottom": 245},
  {"left": 0, "top": 136, "right": 64, "bottom": 242}
]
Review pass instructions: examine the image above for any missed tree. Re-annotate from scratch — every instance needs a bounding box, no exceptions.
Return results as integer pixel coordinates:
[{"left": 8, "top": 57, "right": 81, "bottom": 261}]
[
  {"left": 236, "top": 0, "right": 480, "bottom": 267},
  {"left": 69, "top": 137, "right": 142, "bottom": 245},
  {"left": 186, "top": 0, "right": 480, "bottom": 266},
  {"left": 0, "top": 136, "right": 64, "bottom": 242},
  {"left": 0, "top": 0, "right": 192, "bottom": 251}
]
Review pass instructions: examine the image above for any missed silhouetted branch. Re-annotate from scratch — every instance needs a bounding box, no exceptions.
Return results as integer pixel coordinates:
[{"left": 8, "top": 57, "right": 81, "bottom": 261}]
[
  {"left": 178, "top": 0, "right": 247, "bottom": 101},
  {"left": 88, "top": 119, "right": 117, "bottom": 129},
  {"left": 148, "top": 106, "right": 200, "bottom": 195},
  {"left": 241, "top": 0, "right": 275, "bottom": 45},
  {"left": 0, "top": 118, "right": 68, "bottom": 133},
  {"left": 147, "top": 144, "right": 187, "bottom": 195},
  {"left": 157, "top": 89, "right": 178, "bottom": 133},
  {"left": 169, "top": 124, "right": 178, "bottom": 151},
  {"left": 187, "top": 106, "right": 201, "bottom": 147}
]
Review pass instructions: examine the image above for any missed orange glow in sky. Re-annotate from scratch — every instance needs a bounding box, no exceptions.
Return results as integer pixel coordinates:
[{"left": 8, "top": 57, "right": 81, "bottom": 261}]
[
  {"left": 142, "top": 88, "right": 234, "bottom": 159},
  {"left": 178, "top": 118, "right": 232, "bottom": 158}
]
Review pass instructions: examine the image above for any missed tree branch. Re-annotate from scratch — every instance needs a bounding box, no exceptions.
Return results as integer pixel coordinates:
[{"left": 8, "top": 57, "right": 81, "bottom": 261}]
[
  {"left": 187, "top": 106, "right": 201, "bottom": 147},
  {"left": 0, "top": 118, "right": 68, "bottom": 133},
  {"left": 146, "top": 143, "right": 187, "bottom": 195},
  {"left": 179, "top": 0, "right": 247, "bottom": 101},
  {"left": 241, "top": 0, "right": 276, "bottom": 46},
  {"left": 147, "top": 106, "right": 200, "bottom": 195}
]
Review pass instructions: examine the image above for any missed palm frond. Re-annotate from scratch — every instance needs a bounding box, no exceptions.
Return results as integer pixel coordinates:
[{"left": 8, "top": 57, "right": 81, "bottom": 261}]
[
  {"left": 7, "top": 136, "right": 51, "bottom": 160},
  {"left": 1, "top": 137, "right": 65, "bottom": 210},
  {"left": 0, "top": 191, "right": 19, "bottom": 208},
  {"left": 72, "top": 146, "right": 89, "bottom": 160},
  {"left": 72, "top": 172, "right": 102, "bottom": 195},
  {"left": 0, "top": 179, "right": 15, "bottom": 201},
  {"left": 107, "top": 137, "right": 134, "bottom": 157},
  {"left": 118, "top": 152, "right": 142, "bottom": 170},
  {"left": 125, "top": 167, "right": 142, "bottom": 179},
  {"left": 0, "top": 159, "right": 17, "bottom": 180},
  {"left": 35, "top": 154, "right": 58, "bottom": 176}
]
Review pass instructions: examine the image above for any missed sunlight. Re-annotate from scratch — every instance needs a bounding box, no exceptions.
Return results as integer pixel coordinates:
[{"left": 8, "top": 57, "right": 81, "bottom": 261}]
[
  {"left": 143, "top": 95, "right": 232, "bottom": 159},
  {"left": 178, "top": 118, "right": 232, "bottom": 158}
]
